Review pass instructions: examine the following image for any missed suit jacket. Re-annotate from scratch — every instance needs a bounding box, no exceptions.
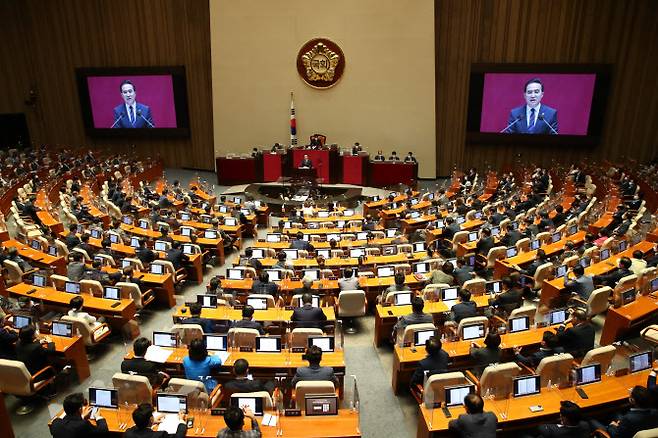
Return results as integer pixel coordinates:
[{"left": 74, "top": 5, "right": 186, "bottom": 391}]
[
  {"left": 556, "top": 322, "right": 595, "bottom": 357},
  {"left": 490, "top": 289, "right": 523, "bottom": 314},
  {"left": 49, "top": 414, "right": 109, "bottom": 438},
  {"left": 291, "top": 364, "right": 338, "bottom": 386},
  {"left": 476, "top": 237, "right": 495, "bottom": 255},
  {"left": 232, "top": 319, "right": 265, "bottom": 335},
  {"left": 291, "top": 304, "right": 327, "bottom": 329},
  {"left": 410, "top": 350, "right": 450, "bottom": 386},
  {"left": 299, "top": 158, "right": 313, "bottom": 168},
  {"left": 506, "top": 104, "right": 558, "bottom": 134},
  {"left": 124, "top": 423, "right": 187, "bottom": 438},
  {"left": 121, "top": 357, "right": 163, "bottom": 384},
  {"left": 136, "top": 247, "right": 156, "bottom": 265},
  {"left": 182, "top": 317, "right": 215, "bottom": 334},
  {"left": 563, "top": 274, "right": 595, "bottom": 300},
  {"left": 112, "top": 102, "right": 154, "bottom": 128},
  {"left": 65, "top": 234, "right": 81, "bottom": 249},
  {"left": 607, "top": 408, "right": 658, "bottom": 438},
  {"left": 453, "top": 266, "right": 474, "bottom": 286},
  {"left": 537, "top": 421, "right": 591, "bottom": 438},
  {"left": 223, "top": 377, "right": 274, "bottom": 395},
  {"left": 16, "top": 340, "right": 55, "bottom": 374},
  {"left": 515, "top": 346, "right": 564, "bottom": 368},
  {"left": 166, "top": 248, "right": 188, "bottom": 270},
  {"left": 470, "top": 347, "right": 501, "bottom": 375},
  {"left": 449, "top": 301, "right": 477, "bottom": 323},
  {"left": 448, "top": 412, "right": 498, "bottom": 438}
]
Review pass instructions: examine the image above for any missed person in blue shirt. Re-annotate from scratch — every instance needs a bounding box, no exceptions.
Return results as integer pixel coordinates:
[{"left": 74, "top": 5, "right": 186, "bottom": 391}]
[{"left": 182, "top": 338, "right": 222, "bottom": 392}]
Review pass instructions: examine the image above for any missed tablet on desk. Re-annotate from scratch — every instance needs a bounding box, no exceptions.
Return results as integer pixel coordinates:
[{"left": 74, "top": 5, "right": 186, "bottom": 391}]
[
  {"left": 182, "top": 244, "right": 195, "bottom": 255},
  {"left": 509, "top": 316, "right": 530, "bottom": 333},
  {"left": 255, "top": 336, "right": 281, "bottom": 352},
  {"left": 414, "top": 329, "right": 437, "bottom": 346},
  {"left": 47, "top": 245, "right": 59, "bottom": 256},
  {"left": 576, "top": 363, "right": 601, "bottom": 385},
  {"left": 393, "top": 292, "right": 412, "bottom": 306},
  {"left": 304, "top": 394, "right": 338, "bottom": 416},
  {"left": 65, "top": 281, "right": 81, "bottom": 294},
  {"left": 129, "top": 237, "right": 140, "bottom": 248},
  {"left": 89, "top": 388, "right": 118, "bottom": 408},
  {"left": 180, "top": 227, "right": 193, "bottom": 237},
  {"left": 506, "top": 247, "right": 518, "bottom": 257},
  {"left": 413, "top": 262, "right": 430, "bottom": 274},
  {"left": 629, "top": 351, "right": 652, "bottom": 373},
  {"left": 441, "top": 287, "right": 459, "bottom": 302},
  {"left": 150, "top": 264, "right": 164, "bottom": 275},
  {"left": 13, "top": 315, "right": 32, "bottom": 329},
  {"left": 51, "top": 320, "right": 73, "bottom": 337},
  {"left": 530, "top": 239, "right": 541, "bottom": 250},
  {"left": 445, "top": 384, "right": 475, "bottom": 407},
  {"left": 32, "top": 273, "right": 47, "bottom": 287},
  {"left": 551, "top": 232, "right": 562, "bottom": 243},
  {"left": 203, "top": 230, "right": 218, "bottom": 239},
  {"left": 308, "top": 336, "right": 334, "bottom": 352},
  {"left": 467, "top": 232, "right": 478, "bottom": 242},
  {"left": 157, "top": 393, "right": 188, "bottom": 414},
  {"left": 462, "top": 323, "right": 485, "bottom": 340},
  {"left": 30, "top": 239, "right": 41, "bottom": 250},
  {"left": 266, "top": 234, "right": 281, "bottom": 243},
  {"left": 154, "top": 241, "right": 168, "bottom": 251},
  {"left": 513, "top": 375, "right": 540, "bottom": 397},
  {"left": 231, "top": 396, "right": 263, "bottom": 416},
  {"left": 197, "top": 294, "right": 217, "bottom": 308},
  {"left": 153, "top": 331, "right": 178, "bottom": 348},
  {"left": 548, "top": 309, "right": 567, "bottom": 325},
  {"left": 599, "top": 248, "right": 610, "bottom": 261},
  {"left": 204, "top": 334, "right": 227, "bottom": 351},
  {"left": 224, "top": 217, "right": 237, "bottom": 226}
]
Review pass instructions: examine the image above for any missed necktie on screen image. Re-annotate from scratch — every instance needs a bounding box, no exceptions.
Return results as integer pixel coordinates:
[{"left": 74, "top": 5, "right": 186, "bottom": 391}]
[
  {"left": 529, "top": 108, "right": 535, "bottom": 130},
  {"left": 130, "top": 106, "right": 135, "bottom": 124}
]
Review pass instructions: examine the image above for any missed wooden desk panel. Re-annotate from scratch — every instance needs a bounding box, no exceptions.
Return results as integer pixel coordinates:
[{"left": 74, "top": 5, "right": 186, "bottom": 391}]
[
  {"left": 172, "top": 306, "right": 336, "bottom": 322},
  {"left": 49, "top": 334, "right": 91, "bottom": 381},
  {"left": 600, "top": 294, "right": 658, "bottom": 345},
  {"left": 2, "top": 239, "right": 66, "bottom": 275}
]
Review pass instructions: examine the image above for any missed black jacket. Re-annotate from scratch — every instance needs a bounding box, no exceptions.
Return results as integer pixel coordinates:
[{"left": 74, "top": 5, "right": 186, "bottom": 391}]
[
  {"left": 556, "top": 322, "right": 595, "bottom": 358},
  {"left": 124, "top": 423, "right": 187, "bottom": 438},
  {"left": 448, "top": 412, "right": 497, "bottom": 438},
  {"left": 291, "top": 304, "right": 327, "bottom": 329},
  {"left": 16, "top": 339, "right": 55, "bottom": 374},
  {"left": 121, "top": 357, "right": 163, "bottom": 384},
  {"left": 49, "top": 414, "right": 109, "bottom": 438},
  {"left": 449, "top": 301, "right": 477, "bottom": 323},
  {"left": 476, "top": 237, "right": 495, "bottom": 256},
  {"left": 136, "top": 247, "right": 156, "bottom": 265},
  {"left": 537, "top": 421, "right": 591, "bottom": 438},
  {"left": 410, "top": 350, "right": 450, "bottom": 386},
  {"left": 165, "top": 248, "right": 188, "bottom": 270},
  {"left": 607, "top": 408, "right": 658, "bottom": 438}
]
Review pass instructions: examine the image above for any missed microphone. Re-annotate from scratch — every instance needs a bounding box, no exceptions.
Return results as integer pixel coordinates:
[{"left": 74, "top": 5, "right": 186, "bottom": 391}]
[
  {"left": 500, "top": 115, "right": 523, "bottom": 133},
  {"left": 538, "top": 113, "right": 558, "bottom": 135},
  {"left": 110, "top": 113, "right": 124, "bottom": 128},
  {"left": 136, "top": 109, "right": 155, "bottom": 128}
]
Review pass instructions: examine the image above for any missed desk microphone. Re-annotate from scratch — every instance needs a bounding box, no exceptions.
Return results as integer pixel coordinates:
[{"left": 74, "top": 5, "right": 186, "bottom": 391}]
[
  {"left": 110, "top": 113, "right": 124, "bottom": 128},
  {"left": 500, "top": 115, "right": 523, "bottom": 133},
  {"left": 538, "top": 113, "right": 558, "bottom": 135},
  {"left": 136, "top": 109, "right": 155, "bottom": 128}
]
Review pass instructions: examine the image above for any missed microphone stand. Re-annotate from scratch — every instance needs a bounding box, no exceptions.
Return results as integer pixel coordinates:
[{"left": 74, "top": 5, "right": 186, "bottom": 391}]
[
  {"left": 110, "top": 114, "right": 124, "bottom": 128},
  {"left": 137, "top": 110, "right": 155, "bottom": 128},
  {"left": 538, "top": 114, "right": 558, "bottom": 135},
  {"left": 499, "top": 116, "right": 523, "bottom": 133}
]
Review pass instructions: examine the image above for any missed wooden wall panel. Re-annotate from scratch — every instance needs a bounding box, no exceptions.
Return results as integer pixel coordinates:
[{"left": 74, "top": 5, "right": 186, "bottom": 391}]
[
  {"left": 435, "top": 0, "right": 658, "bottom": 176},
  {"left": 0, "top": 0, "right": 213, "bottom": 170}
]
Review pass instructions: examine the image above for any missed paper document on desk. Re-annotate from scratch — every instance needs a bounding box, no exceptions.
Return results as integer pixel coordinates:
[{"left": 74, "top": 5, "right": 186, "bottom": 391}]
[
  {"left": 144, "top": 346, "right": 173, "bottom": 363},
  {"left": 209, "top": 350, "right": 230, "bottom": 363},
  {"left": 262, "top": 413, "right": 278, "bottom": 427},
  {"left": 156, "top": 414, "right": 183, "bottom": 434}
]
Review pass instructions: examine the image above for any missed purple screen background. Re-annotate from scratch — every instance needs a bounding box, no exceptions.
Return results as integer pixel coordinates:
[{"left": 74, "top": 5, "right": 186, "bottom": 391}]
[
  {"left": 87, "top": 75, "right": 177, "bottom": 128},
  {"left": 479, "top": 73, "right": 596, "bottom": 135}
]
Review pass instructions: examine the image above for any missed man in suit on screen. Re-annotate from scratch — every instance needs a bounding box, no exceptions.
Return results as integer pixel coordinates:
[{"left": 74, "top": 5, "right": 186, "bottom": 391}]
[
  {"left": 112, "top": 80, "right": 155, "bottom": 128},
  {"left": 505, "top": 78, "right": 558, "bottom": 134}
]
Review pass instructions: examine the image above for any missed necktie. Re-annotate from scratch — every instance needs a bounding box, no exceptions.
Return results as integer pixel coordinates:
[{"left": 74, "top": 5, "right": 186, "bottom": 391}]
[
  {"left": 529, "top": 108, "right": 535, "bottom": 130},
  {"left": 129, "top": 106, "right": 134, "bottom": 124}
]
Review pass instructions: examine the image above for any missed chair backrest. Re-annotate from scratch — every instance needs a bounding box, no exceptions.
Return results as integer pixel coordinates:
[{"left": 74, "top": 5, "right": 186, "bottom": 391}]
[
  {"left": 230, "top": 391, "right": 273, "bottom": 409},
  {"left": 124, "top": 257, "right": 144, "bottom": 270},
  {"left": 422, "top": 371, "right": 469, "bottom": 408},
  {"left": 634, "top": 427, "right": 658, "bottom": 438},
  {"left": 536, "top": 232, "right": 550, "bottom": 244},
  {"left": 290, "top": 328, "right": 324, "bottom": 348},
  {"left": 228, "top": 328, "right": 260, "bottom": 348},
  {"left": 385, "top": 290, "right": 415, "bottom": 304},
  {"left": 116, "top": 281, "right": 144, "bottom": 309},
  {"left": 458, "top": 316, "right": 489, "bottom": 340},
  {"left": 562, "top": 255, "right": 579, "bottom": 267},
  {"left": 112, "top": 372, "right": 153, "bottom": 405},
  {"left": 365, "top": 247, "right": 381, "bottom": 256},
  {"left": 2, "top": 260, "right": 23, "bottom": 285},
  {"left": 50, "top": 274, "right": 71, "bottom": 290},
  {"left": 167, "top": 377, "right": 214, "bottom": 409},
  {"left": 61, "top": 315, "right": 96, "bottom": 346},
  {"left": 401, "top": 323, "right": 437, "bottom": 345},
  {"left": 397, "top": 244, "right": 413, "bottom": 254},
  {"left": 581, "top": 345, "right": 616, "bottom": 372},
  {"left": 95, "top": 253, "right": 116, "bottom": 267},
  {"left": 337, "top": 290, "right": 366, "bottom": 318},
  {"left": 320, "top": 268, "right": 335, "bottom": 279},
  {"left": 462, "top": 278, "right": 486, "bottom": 295},
  {"left": 486, "top": 246, "right": 507, "bottom": 268},
  {"left": 516, "top": 238, "right": 530, "bottom": 253},
  {"left": 614, "top": 274, "right": 638, "bottom": 295},
  {"left": 452, "top": 231, "right": 469, "bottom": 246},
  {"left": 248, "top": 294, "right": 276, "bottom": 309},
  {"left": 586, "top": 286, "right": 612, "bottom": 317},
  {"left": 0, "top": 359, "right": 34, "bottom": 396},
  {"left": 171, "top": 324, "right": 205, "bottom": 345},
  {"left": 394, "top": 264, "right": 412, "bottom": 275},
  {"left": 294, "top": 381, "right": 335, "bottom": 408},
  {"left": 480, "top": 362, "right": 521, "bottom": 399},
  {"left": 243, "top": 266, "right": 257, "bottom": 278},
  {"left": 80, "top": 279, "right": 103, "bottom": 297},
  {"left": 508, "top": 305, "right": 537, "bottom": 326},
  {"left": 533, "top": 262, "right": 555, "bottom": 289},
  {"left": 71, "top": 247, "right": 91, "bottom": 261},
  {"left": 422, "top": 283, "right": 450, "bottom": 301},
  {"left": 54, "top": 239, "right": 69, "bottom": 257},
  {"left": 536, "top": 353, "right": 574, "bottom": 387}
]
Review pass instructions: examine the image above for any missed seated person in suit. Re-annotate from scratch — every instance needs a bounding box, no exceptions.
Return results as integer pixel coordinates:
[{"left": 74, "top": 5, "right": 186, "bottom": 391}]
[
  {"left": 135, "top": 238, "right": 156, "bottom": 265},
  {"left": 67, "top": 251, "right": 86, "bottom": 282},
  {"left": 379, "top": 272, "right": 411, "bottom": 303},
  {"left": 429, "top": 262, "right": 455, "bottom": 286},
  {"left": 125, "top": 403, "right": 186, "bottom": 438},
  {"left": 290, "top": 231, "right": 314, "bottom": 252},
  {"left": 16, "top": 325, "right": 55, "bottom": 377},
  {"left": 338, "top": 268, "right": 360, "bottom": 291},
  {"left": 291, "top": 292, "right": 327, "bottom": 329},
  {"left": 475, "top": 228, "right": 495, "bottom": 256},
  {"left": 121, "top": 337, "right": 168, "bottom": 386},
  {"left": 76, "top": 233, "right": 96, "bottom": 258},
  {"left": 453, "top": 257, "right": 475, "bottom": 286},
  {"left": 488, "top": 276, "right": 523, "bottom": 317},
  {"left": 594, "top": 256, "right": 633, "bottom": 288},
  {"left": 223, "top": 358, "right": 275, "bottom": 395},
  {"left": 0, "top": 315, "right": 18, "bottom": 359},
  {"left": 535, "top": 400, "right": 590, "bottom": 438},
  {"left": 447, "top": 289, "right": 477, "bottom": 324},
  {"left": 514, "top": 249, "right": 548, "bottom": 277},
  {"left": 293, "top": 276, "right": 315, "bottom": 297},
  {"left": 291, "top": 345, "right": 339, "bottom": 387},
  {"left": 373, "top": 150, "right": 385, "bottom": 162},
  {"left": 6, "top": 246, "right": 33, "bottom": 272},
  {"left": 182, "top": 338, "right": 223, "bottom": 392},
  {"left": 393, "top": 296, "right": 434, "bottom": 336},
  {"left": 251, "top": 271, "right": 279, "bottom": 296},
  {"left": 68, "top": 296, "right": 104, "bottom": 328},
  {"left": 589, "top": 386, "right": 658, "bottom": 438},
  {"left": 410, "top": 336, "right": 449, "bottom": 387},
  {"left": 388, "top": 151, "right": 401, "bottom": 161},
  {"left": 448, "top": 393, "right": 497, "bottom": 438},
  {"left": 555, "top": 309, "right": 594, "bottom": 358},
  {"left": 218, "top": 405, "right": 260, "bottom": 438},
  {"left": 404, "top": 152, "right": 417, "bottom": 163},
  {"left": 181, "top": 302, "right": 214, "bottom": 333},
  {"left": 165, "top": 241, "right": 189, "bottom": 270},
  {"left": 514, "top": 331, "right": 564, "bottom": 368},
  {"left": 299, "top": 154, "right": 313, "bottom": 169},
  {"left": 469, "top": 332, "right": 502, "bottom": 376},
  {"left": 65, "top": 224, "right": 82, "bottom": 249},
  {"left": 49, "top": 392, "right": 108, "bottom": 438},
  {"left": 563, "top": 264, "right": 595, "bottom": 301},
  {"left": 231, "top": 305, "right": 265, "bottom": 335},
  {"left": 240, "top": 248, "right": 263, "bottom": 272},
  {"left": 81, "top": 259, "right": 111, "bottom": 285}
]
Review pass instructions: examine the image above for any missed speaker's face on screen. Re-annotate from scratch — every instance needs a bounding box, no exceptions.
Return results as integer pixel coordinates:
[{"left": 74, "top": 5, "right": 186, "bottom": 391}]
[
  {"left": 121, "top": 84, "right": 136, "bottom": 105},
  {"left": 524, "top": 82, "right": 543, "bottom": 108}
]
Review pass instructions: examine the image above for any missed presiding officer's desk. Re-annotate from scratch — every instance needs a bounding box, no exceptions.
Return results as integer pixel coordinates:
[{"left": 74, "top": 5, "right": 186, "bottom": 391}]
[
  {"left": 416, "top": 367, "right": 652, "bottom": 438},
  {"left": 2, "top": 239, "right": 66, "bottom": 275},
  {"left": 6, "top": 282, "right": 136, "bottom": 332},
  {"left": 391, "top": 324, "right": 559, "bottom": 394},
  {"left": 373, "top": 295, "right": 491, "bottom": 348},
  {"left": 71, "top": 406, "right": 360, "bottom": 437}
]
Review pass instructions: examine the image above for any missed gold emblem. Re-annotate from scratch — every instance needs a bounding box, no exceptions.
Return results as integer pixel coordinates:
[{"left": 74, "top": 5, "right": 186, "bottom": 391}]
[
  {"left": 302, "top": 42, "right": 340, "bottom": 82},
  {"left": 296, "top": 38, "right": 345, "bottom": 89}
]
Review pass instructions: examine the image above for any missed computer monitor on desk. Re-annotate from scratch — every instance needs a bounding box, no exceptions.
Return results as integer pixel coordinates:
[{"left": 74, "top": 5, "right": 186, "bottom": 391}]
[
  {"left": 204, "top": 334, "right": 227, "bottom": 351},
  {"left": 302, "top": 269, "right": 320, "bottom": 281},
  {"left": 89, "top": 388, "right": 118, "bottom": 408},
  {"left": 13, "top": 315, "right": 32, "bottom": 329},
  {"left": 150, "top": 264, "right": 164, "bottom": 275},
  {"left": 197, "top": 294, "right": 217, "bottom": 308},
  {"left": 413, "top": 242, "right": 426, "bottom": 253},
  {"left": 629, "top": 351, "right": 652, "bottom": 373},
  {"left": 153, "top": 331, "right": 178, "bottom": 348},
  {"left": 513, "top": 375, "right": 540, "bottom": 397},
  {"left": 467, "top": 232, "right": 478, "bottom": 243},
  {"left": 156, "top": 393, "right": 188, "bottom": 414},
  {"left": 247, "top": 297, "right": 268, "bottom": 310},
  {"left": 308, "top": 336, "right": 335, "bottom": 352},
  {"left": 231, "top": 396, "right": 263, "bottom": 416},
  {"left": 32, "top": 273, "right": 46, "bottom": 287},
  {"left": 65, "top": 281, "right": 81, "bottom": 294},
  {"left": 445, "top": 384, "right": 475, "bottom": 407},
  {"left": 462, "top": 323, "right": 485, "bottom": 340},
  {"left": 52, "top": 321, "right": 73, "bottom": 337},
  {"left": 103, "top": 286, "right": 121, "bottom": 300},
  {"left": 441, "top": 287, "right": 459, "bottom": 302},
  {"left": 377, "top": 266, "right": 395, "bottom": 277},
  {"left": 509, "top": 316, "right": 530, "bottom": 333},
  {"left": 413, "top": 262, "right": 430, "bottom": 274},
  {"left": 599, "top": 248, "right": 610, "bottom": 261},
  {"left": 227, "top": 269, "right": 244, "bottom": 280},
  {"left": 393, "top": 292, "right": 412, "bottom": 306},
  {"left": 256, "top": 336, "right": 281, "bottom": 352},
  {"left": 264, "top": 269, "right": 281, "bottom": 281},
  {"left": 576, "top": 363, "right": 601, "bottom": 385},
  {"left": 414, "top": 329, "right": 437, "bottom": 346},
  {"left": 349, "top": 247, "right": 365, "bottom": 258},
  {"left": 548, "top": 309, "right": 567, "bottom": 325}
]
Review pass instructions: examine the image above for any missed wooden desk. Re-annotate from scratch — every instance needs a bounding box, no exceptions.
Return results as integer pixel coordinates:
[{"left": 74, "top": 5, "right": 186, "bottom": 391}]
[
  {"left": 79, "top": 406, "right": 360, "bottom": 437},
  {"left": 172, "top": 234, "right": 226, "bottom": 266},
  {"left": 0, "top": 393, "right": 14, "bottom": 438},
  {"left": 49, "top": 334, "right": 91, "bottom": 381},
  {"left": 172, "top": 305, "right": 336, "bottom": 323},
  {"left": 2, "top": 239, "right": 66, "bottom": 275},
  {"left": 220, "top": 278, "right": 340, "bottom": 296},
  {"left": 589, "top": 212, "right": 613, "bottom": 235},
  {"left": 391, "top": 324, "right": 555, "bottom": 393},
  {"left": 416, "top": 370, "right": 649, "bottom": 437},
  {"left": 6, "top": 283, "right": 136, "bottom": 331},
  {"left": 600, "top": 294, "right": 658, "bottom": 345},
  {"left": 373, "top": 296, "right": 491, "bottom": 348}
]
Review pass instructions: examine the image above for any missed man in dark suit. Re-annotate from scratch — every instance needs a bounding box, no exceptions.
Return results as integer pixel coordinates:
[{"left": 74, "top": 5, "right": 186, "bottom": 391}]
[
  {"left": 49, "top": 392, "right": 108, "bottom": 438},
  {"left": 299, "top": 154, "right": 313, "bottom": 168},
  {"left": 556, "top": 309, "right": 595, "bottom": 358},
  {"left": 121, "top": 337, "right": 168, "bottom": 386},
  {"left": 112, "top": 80, "right": 155, "bottom": 128},
  {"left": 590, "top": 386, "right": 658, "bottom": 438},
  {"left": 393, "top": 297, "right": 434, "bottom": 335},
  {"left": 488, "top": 276, "right": 523, "bottom": 316},
  {"left": 410, "top": 336, "right": 449, "bottom": 386},
  {"left": 448, "top": 289, "right": 477, "bottom": 324},
  {"left": 76, "top": 233, "right": 96, "bottom": 258},
  {"left": 232, "top": 306, "right": 265, "bottom": 335},
  {"left": 16, "top": 325, "right": 55, "bottom": 375},
  {"left": 181, "top": 302, "right": 214, "bottom": 334},
  {"left": 443, "top": 216, "right": 460, "bottom": 241},
  {"left": 594, "top": 257, "right": 633, "bottom": 288},
  {"left": 291, "top": 345, "right": 339, "bottom": 386},
  {"left": 469, "top": 333, "right": 502, "bottom": 376},
  {"left": 124, "top": 403, "right": 186, "bottom": 438},
  {"left": 223, "top": 359, "right": 274, "bottom": 395},
  {"left": 505, "top": 78, "right": 558, "bottom": 135},
  {"left": 514, "top": 331, "right": 564, "bottom": 368},
  {"left": 535, "top": 400, "right": 590, "bottom": 438},
  {"left": 136, "top": 239, "right": 156, "bottom": 265},
  {"left": 291, "top": 293, "right": 327, "bottom": 329},
  {"left": 475, "top": 228, "right": 495, "bottom": 256},
  {"left": 448, "top": 393, "right": 497, "bottom": 438},
  {"left": 65, "top": 224, "right": 81, "bottom": 249},
  {"left": 165, "top": 241, "right": 188, "bottom": 270},
  {"left": 290, "top": 231, "right": 314, "bottom": 251},
  {"left": 563, "top": 264, "right": 595, "bottom": 301}
]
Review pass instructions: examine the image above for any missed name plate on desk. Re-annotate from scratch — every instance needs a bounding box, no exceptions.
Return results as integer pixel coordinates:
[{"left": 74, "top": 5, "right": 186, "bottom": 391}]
[
  {"left": 234, "top": 304, "right": 244, "bottom": 310},
  {"left": 382, "top": 302, "right": 392, "bottom": 307},
  {"left": 211, "top": 408, "right": 226, "bottom": 416},
  {"left": 239, "top": 346, "right": 253, "bottom": 352},
  {"left": 284, "top": 409, "right": 301, "bottom": 417},
  {"left": 285, "top": 306, "right": 294, "bottom": 311},
  {"left": 291, "top": 347, "right": 305, "bottom": 353}
]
